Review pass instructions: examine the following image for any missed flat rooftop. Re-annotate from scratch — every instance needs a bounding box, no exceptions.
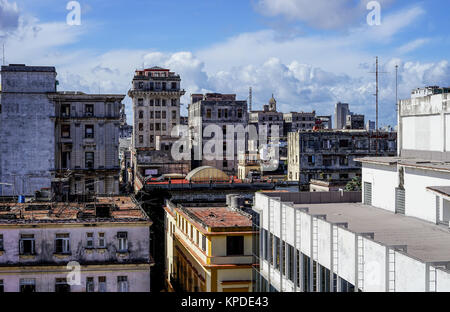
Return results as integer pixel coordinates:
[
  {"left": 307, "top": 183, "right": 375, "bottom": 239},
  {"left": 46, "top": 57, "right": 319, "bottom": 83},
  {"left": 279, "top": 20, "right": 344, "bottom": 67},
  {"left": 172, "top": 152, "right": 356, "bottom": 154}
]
[
  {"left": 176, "top": 206, "right": 252, "bottom": 230},
  {"left": 0, "top": 196, "right": 150, "bottom": 224},
  {"left": 293, "top": 201, "right": 450, "bottom": 263},
  {"left": 356, "top": 156, "right": 450, "bottom": 172}
]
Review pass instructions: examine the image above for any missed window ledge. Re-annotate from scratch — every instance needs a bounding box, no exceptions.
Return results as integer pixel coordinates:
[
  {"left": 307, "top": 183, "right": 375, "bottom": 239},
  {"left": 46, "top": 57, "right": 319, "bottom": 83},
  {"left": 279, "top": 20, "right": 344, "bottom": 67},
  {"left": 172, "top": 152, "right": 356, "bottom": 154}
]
[
  {"left": 19, "top": 254, "right": 36, "bottom": 260},
  {"left": 53, "top": 253, "right": 72, "bottom": 258},
  {"left": 116, "top": 251, "right": 129, "bottom": 257}
]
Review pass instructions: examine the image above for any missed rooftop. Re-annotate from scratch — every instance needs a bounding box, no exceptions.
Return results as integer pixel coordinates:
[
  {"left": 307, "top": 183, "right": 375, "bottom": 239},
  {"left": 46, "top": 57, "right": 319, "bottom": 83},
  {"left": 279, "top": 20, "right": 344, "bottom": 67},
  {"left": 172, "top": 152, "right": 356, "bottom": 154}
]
[
  {"left": 179, "top": 206, "right": 252, "bottom": 230},
  {"left": 0, "top": 196, "right": 150, "bottom": 225},
  {"left": 292, "top": 201, "right": 450, "bottom": 263},
  {"left": 356, "top": 156, "right": 450, "bottom": 172}
]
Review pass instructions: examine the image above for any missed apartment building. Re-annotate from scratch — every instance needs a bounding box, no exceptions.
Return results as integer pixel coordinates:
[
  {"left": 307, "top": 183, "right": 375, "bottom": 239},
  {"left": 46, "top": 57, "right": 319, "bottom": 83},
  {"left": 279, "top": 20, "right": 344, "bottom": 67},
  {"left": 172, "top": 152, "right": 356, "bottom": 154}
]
[
  {"left": 129, "top": 66, "right": 185, "bottom": 150},
  {"left": 189, "top": 93, "right": 248, "bottom": 174},
  {"left": 49, "top": 92, "right": 125, "bottom": 196},
  {"left": 346, "top": 114, "right": 365, "bottom": 130},
  {"left": 249, "top": 95, "right": 284, "bottom": 141},
  {"left": 287, "top": 130, "right": 397, "bottom": 190},
  {"left": 0, "top": 64, "right": 57, "bottom": 196},
  {"left": 0, "top": 196, "right": 153, "bottom": 292},
  {"left": 334, "top": 102, "right": 350, "bottom": 130},
  {"left": 283, "top": 111, "right": 316, "bottom": 135},
  {"left": 164, "top": 199, "right": 254, "bottom": 292}
]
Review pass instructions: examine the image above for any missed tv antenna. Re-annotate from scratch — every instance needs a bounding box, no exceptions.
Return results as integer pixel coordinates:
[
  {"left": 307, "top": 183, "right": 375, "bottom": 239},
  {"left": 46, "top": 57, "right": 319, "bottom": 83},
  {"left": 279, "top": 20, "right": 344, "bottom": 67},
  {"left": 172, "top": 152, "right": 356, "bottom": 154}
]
[{"left": 249, "top": 87, "right": 252, "bottom": 112}]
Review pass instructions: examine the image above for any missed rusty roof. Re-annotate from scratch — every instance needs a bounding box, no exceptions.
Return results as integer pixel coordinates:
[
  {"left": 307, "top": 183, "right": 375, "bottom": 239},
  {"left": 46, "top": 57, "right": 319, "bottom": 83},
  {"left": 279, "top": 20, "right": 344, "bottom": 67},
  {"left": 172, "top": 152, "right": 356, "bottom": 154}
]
[
  {"left": 178, "top": 206, "right": 252, "bottom": 230},
  {"left": 0, "top": 196, "right": 150, "bottom": 225}
]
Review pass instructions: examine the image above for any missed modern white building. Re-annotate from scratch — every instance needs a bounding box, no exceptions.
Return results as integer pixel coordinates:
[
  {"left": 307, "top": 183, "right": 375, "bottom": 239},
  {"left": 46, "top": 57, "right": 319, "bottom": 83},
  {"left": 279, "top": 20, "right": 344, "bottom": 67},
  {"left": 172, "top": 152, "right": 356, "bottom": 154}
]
[{"left": 253, "top": 87, "right": 450, "bottom": 292}]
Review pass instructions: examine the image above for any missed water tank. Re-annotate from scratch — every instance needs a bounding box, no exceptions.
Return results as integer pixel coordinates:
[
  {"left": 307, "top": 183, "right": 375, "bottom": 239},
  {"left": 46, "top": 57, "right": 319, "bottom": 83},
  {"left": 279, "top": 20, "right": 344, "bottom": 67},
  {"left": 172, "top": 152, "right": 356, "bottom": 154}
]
[
  {"left": 226, "top": 194, "right": 239, "bottom": 206},
  {"left": 230, "top": 195, "right": 245, "bottom": 210}
]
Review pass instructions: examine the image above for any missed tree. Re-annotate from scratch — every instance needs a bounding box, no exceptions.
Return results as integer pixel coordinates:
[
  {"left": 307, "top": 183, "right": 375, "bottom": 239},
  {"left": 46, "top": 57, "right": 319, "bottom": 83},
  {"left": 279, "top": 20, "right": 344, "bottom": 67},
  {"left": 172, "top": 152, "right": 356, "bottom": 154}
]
[{"left": 345, "top": 176, "right": 362, "bottom": 191}]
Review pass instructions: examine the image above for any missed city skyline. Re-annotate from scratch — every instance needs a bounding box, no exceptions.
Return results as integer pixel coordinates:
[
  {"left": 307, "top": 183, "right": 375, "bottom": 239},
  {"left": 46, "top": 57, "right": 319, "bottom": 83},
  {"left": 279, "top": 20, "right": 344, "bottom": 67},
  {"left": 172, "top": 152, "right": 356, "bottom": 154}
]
[{"left": 1, "top": 0, "right": 449, "bottom": 126}]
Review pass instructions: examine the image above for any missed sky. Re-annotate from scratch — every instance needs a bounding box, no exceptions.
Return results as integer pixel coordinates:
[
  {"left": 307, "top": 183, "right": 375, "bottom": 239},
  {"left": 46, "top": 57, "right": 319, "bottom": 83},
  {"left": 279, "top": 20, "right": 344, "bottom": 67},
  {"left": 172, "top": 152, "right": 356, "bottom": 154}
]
[{"left": 0, "top": 0, "right": 449, "bottom": 126}]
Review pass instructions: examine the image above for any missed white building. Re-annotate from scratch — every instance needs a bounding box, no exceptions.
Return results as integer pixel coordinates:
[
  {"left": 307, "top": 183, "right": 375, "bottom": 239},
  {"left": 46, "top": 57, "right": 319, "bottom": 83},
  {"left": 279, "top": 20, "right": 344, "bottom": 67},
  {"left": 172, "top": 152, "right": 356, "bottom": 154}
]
[{"left": 253, "top": 87, "right": 450, "bottom": 292}]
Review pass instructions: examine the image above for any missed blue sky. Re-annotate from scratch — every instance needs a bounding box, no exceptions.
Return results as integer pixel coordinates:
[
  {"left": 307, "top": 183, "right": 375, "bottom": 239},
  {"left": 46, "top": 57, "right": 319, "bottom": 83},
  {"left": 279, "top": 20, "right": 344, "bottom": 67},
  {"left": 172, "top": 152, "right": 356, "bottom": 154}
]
[{"left": 1, "top": 0, "right": 449, "bottom": 126}]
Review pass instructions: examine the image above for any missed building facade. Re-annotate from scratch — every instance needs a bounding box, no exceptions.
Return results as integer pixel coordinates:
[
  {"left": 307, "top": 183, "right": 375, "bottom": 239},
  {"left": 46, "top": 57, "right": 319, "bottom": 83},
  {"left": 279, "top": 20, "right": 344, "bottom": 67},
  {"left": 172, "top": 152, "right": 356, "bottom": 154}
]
[
  {"left": 334, "top": 102, "right": 350, "bottom": 130},
  {"left": 0, "top": 65, "right": 57, "bottom": 196},
  {"left": 49, "top": 92, "right": 124, "bottom": 196},
  {"left": 164, "top": 200, "right": 254, "bottom": 292},
  {"left": 129, "top": 67, "right": 185, "bottom": 150},
  {"left": 346, "top": 114, "right": 365, "bottom": 130},
  {"left": 283, "top": 111, "right": 316, "bottom": 135},
  {"left": 189, "top": 93, "right": 248, "bottom": 174},
  {"left": 287, "top": 130, "right": 397, "bottom": 189},
  {"left": 0, "top": 196, "right": 153, "bottom": 292}
]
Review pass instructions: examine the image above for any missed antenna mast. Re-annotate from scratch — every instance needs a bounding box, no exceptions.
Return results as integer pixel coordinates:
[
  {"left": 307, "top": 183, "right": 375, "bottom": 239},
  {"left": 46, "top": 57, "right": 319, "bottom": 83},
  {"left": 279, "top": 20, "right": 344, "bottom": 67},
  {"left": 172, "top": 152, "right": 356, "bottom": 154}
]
[{"left": 249, "top": 87, "right": 252, "bottom": 112}]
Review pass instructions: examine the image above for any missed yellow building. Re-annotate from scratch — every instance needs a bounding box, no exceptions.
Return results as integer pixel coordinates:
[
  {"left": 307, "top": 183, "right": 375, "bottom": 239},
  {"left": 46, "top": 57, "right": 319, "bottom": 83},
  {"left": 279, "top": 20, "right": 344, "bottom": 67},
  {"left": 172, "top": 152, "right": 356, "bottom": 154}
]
[{"left": 164, "top": 200, "right": 254, "bottom": 292}]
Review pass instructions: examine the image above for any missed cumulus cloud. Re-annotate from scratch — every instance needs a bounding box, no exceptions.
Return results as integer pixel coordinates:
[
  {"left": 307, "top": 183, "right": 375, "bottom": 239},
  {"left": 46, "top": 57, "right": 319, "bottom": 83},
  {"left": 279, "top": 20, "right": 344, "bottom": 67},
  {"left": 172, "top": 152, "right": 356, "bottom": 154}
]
[{"left": 256, "top": 0, "right": 395, "bottom": 30}]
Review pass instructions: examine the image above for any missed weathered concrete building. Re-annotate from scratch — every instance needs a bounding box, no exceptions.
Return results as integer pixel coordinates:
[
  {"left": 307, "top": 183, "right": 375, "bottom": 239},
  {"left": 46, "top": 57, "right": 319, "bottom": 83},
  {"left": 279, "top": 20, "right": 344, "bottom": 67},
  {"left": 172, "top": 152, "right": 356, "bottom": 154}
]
[
  {"left": 119, "top": 103, "right": 133, "bottom": 139},
  {"left": 287, "top": 130, "right": 397, "bottom": 190},
  {"left": 0, "top": 65, "right": 57, "bottom": 196},
  {"left": 49, "top": 92, "right": 125, "bottom": 196},
  {"left": 249, "top": 95, "right": 284, "bottom": 140},
  {"left": 165, "top": 198, "right": 254, "bottom": 292},
  {"left": 346, "top": 114, "right": 365, "bottom": 130},
  {"left": 189, "top": 93, "right": 248, "bottom": 174},
  {"left": 0, "top": 196, "right": 153, "bottom": 292},
  {"left": 283, "top": 111, "right": 316, "bottom": 135},
  {"left": 129, "top": 67, "right": 185, "bottom": 150}
]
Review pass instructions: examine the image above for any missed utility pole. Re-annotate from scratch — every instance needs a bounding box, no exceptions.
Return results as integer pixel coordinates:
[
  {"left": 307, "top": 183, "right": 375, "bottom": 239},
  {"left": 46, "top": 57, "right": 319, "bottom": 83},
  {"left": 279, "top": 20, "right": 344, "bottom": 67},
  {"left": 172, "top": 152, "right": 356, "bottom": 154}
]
[{"left": 395, "top": 65, "right": 399, "bottom": 113}]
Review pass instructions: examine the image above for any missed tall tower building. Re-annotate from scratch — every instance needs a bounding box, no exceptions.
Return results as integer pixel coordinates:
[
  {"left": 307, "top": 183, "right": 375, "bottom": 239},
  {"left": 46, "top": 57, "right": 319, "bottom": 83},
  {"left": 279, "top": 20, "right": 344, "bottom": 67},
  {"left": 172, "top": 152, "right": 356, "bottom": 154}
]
[
  {"left": 128, "top": 67, "right": 185, "bottom": 150},
  {"left": 334, "top": 102, "right": 350, "bottom": 130}
]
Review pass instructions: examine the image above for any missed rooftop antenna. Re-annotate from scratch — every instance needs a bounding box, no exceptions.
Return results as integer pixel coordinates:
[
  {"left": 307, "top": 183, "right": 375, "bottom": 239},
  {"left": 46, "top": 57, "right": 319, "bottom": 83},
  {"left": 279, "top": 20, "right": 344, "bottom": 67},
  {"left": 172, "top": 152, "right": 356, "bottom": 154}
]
[
  {"left": 249, "top": 87, "right": 252, "bottom": 112},
  {"left": 395, "top": 65, "right": 399, "bottom": 113},
  {"left": 369, "top": 56, "right": 388, "bottom": 156},
  {"left": 2, "top": 44, "right": 5, "bottom": 66}
]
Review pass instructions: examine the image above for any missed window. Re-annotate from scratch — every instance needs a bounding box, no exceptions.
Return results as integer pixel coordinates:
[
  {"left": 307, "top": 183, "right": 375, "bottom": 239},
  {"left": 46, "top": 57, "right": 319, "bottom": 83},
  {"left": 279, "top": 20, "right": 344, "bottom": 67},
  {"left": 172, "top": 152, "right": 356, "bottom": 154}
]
[
  {"left": 196, "top": 231, "right": 199, "bottom": 245},
  {"left": 139, "top": 123, "right": 144, "bottom": 131},
  {"left": 150, "top": 111, "right": 154, "bottom": 119},
  {"left": 162, "top": 111, "right": 166, "bottom": 119},
  {"left": 237, "top": 109, "right": 243, "bottom": 118},
  {"left": 139, "top": 111, "right": 143, "bottom": 119},
  {"left": 85, "top": 152, "right": 94, "bottom": 169},
  {"left": 155, "top": 111, "right": 161, "bottom": 119},
  {"left": 55, "top": 234, "right": 70, "bottom": 254},
  {"left": 201, "top": 235, "right": 206, "bottom": 252},
  {"left": 226, "top": 236, "right": 244, "bottom": 256},
  {"left": 206, "top": 109, "right": 212, "bottom": 119},
  {"left": 55, "top": 278, "right": 71, "bottom": 292},
  {"left": 155, "top": 99, "right": 161, "bottom": 106},
  {"left": 85, "top": 125, "right": 94, "bottom": 138},
  {"left": 156, "top": 123, "right": 160, "bottom": 131},
  {"left": 172, "top": 110, "right": 177, "bottom": 119},
  {"left": 137, "top": 98, "right": 143, "bottom": 106},
  {"left": 171, "top": 82, "right": 177, "bottom": 90},
  {"left": 162, "top": 99, "right": 166, "bottom": 106},
  {"left": 0, "top": 234, "right": 3, "bottom": 251},
  {"left": 118, "top": 276, "right": 128, "bottom": 292},
  {"left": 150, "top": 135, "right": 154, "bottom": 143},
  {"left": 19, "top": 234, "right": 35, "bottom": 255},
  {"left": 20, "top": 279, "right": 36, "bottom": 293},
  {"left": 86, "top": 233, "right": 94, "bottom": 248},
  {"left": 0, "top": 280, "right": 3, "bottom": 293},
  {"left": 162, "top": 124, "right": 166, "bottom": 131},
  {"left": 61, "top": 104, "right": 70, "bottom": 117},
  {"left": 61, "top": 125, "right": 70, "bottom": 138},
  {"left": 86, "top": 277, "right": 94, "bottom": 292},
  {"left": 150, "top": 99, "right": 154, "bottom": 106},
  {"left": 171, "top": 98, "right": 177, "bottom": 106},
  {"left": 98, "top": 233, "right": 106, "bottom": 248},
  {"left": 85, "top": 104, "right": 94, "bottom": 116},
  {"left": 98, "top": 277, "right": 107, "bottom": 292},
  {"left": 117, "top": 232, "right": 128, "bottom": 252},
  {"left": 139, "top": 135, "right": 144, "bottom": 144},
  {"left": 85, "top": 178, "right": 95, "bottom": 193},
  {"left": 150, "top": 124, "right": 154, "bottom": 131}
]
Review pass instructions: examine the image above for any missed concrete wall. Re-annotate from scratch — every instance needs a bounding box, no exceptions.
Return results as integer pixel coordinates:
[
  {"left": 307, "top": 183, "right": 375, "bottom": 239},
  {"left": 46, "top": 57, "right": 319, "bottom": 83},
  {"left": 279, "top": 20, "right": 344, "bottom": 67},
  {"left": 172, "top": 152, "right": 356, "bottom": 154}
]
[
  {"left": 402, "top": 115, "right": 442, "bottom": 151},
  {"left": 362, "top": 163, "right": 398, "bottom": 213},
  {"left": 0, "top": 66, "right": 56, "bottom": 195}
]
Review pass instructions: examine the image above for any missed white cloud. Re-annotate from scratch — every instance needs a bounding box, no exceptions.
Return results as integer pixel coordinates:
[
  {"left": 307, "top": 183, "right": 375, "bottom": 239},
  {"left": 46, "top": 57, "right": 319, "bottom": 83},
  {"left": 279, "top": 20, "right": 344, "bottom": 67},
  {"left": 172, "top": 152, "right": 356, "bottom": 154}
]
[
  {"left": 396, "top": 38, "right": 430, "bottom": 55},
  {"left": 0, "top": 0, "right": 19, "bottom": 35},
  {"left": 256, "top": 0, "right": 395, "bottom": 30}
]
